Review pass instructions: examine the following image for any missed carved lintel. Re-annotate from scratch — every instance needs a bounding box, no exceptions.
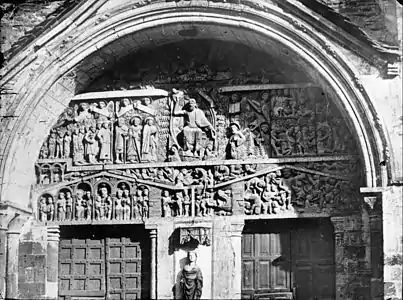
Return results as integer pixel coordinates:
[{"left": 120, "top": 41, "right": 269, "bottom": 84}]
[{"left": 179, "top": 227, "right": 212, "bottom": 247}]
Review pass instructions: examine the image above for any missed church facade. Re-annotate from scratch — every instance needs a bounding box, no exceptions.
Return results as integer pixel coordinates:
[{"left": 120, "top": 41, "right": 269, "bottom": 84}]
[{"left": 0, "top": 1, "right": 402, "bottom": 299}]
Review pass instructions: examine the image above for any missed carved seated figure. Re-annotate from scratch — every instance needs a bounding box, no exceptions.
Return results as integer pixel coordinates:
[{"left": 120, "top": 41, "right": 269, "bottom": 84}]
[{"left": 172, "top": 92, "right": 216, "bottom": 157}]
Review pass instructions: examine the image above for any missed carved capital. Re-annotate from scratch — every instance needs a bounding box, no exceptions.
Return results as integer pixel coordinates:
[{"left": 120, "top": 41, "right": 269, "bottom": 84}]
[
  {"left": 330, "top": 216, "right": 345, "bottom": 233},
  {"left": 363, "top": 196, "right": 378, "bottom": 211}
]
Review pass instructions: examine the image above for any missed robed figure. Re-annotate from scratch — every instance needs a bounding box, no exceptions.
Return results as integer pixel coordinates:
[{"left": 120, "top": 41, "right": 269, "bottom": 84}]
[
  {"left": 172, "top": 93, "right": 216, "bottom": 156},
  {"left": 141, "top": 117, "right": 158, "bottom": 162},
  {"left": 179, "top": 251, "right": 203, "bottom": 300}
]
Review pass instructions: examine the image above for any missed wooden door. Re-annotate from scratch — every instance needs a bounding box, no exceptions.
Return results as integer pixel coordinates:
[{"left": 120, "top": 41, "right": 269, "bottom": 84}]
[
  {"left": 242, "top": 220, "right": 291, "bottom": 299},
  {"left": 59, "top": 236, "right": 106, "bottom": 299},
  {"left": 106, "top": 237, "right": 143, "bottom": 300},
  {"left": 58, "top": 225, "right": 149, "bottom": 300},
  {"left": 241, "top": 219, "right": 335, "bottom": 300},
  {"left": 291, "top": 219, "right": 335, "bottom": 300}
]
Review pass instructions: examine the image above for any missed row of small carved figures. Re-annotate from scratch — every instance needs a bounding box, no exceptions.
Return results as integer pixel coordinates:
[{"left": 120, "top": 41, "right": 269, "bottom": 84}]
[
  {"left": 38, "top": 190, "right": 150, "bottom": 222},
  {"left": 161, "top": 190, "right": 232, "bottom": 217}
]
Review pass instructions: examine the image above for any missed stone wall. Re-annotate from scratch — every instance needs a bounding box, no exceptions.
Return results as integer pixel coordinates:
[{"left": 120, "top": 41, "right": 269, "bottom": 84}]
[{"left": 383, "top": 187, "right": 403, "bottom": 300}]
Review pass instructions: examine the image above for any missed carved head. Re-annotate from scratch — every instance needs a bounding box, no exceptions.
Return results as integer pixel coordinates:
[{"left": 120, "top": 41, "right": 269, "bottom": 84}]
[
  {"left": 59, "top": 192, "right": 65, "bottom": 199},
  {"left": 47, "top": 197, "right": 53, "bottom": 204},
  {"left": 187, "top": 251, "right": 197, "bottom": 263},
  {"left": 132, "top": 116, "right": 141, "bottom": 126},
  {"left": 143, "top": 189, "right": 149, "bottom": 196},
  {"left": 261, "top": 92, "right": 269, "bottom": 102},
  {"left": 229, "top": 122, "right": 241, "bottom": 133},
  {"left": 122, "top": 98, "right": 130, "bottom": 107},
  {"left": 163, "top": 190, "right": 170, "bottom": 197},
  {"left": 123, "top": 188, "right": 130, "bottom": 197},
  {"left": 188, "top": 98, "right": 197, "bottom": 111},
  {"left": 260, "top": 122, "right": 270, "bottom": 133},
  {"left": 118, "top": 118, "right": 125, "bottom": 127},
  {"left": 116, "top": 189, "right": 123, "bottom": 198},
  {"left": 145, "top": 117, "right": 154, "bottom": 125},
  {"left": 80, "top": 102, "right": 89, "bottom": 111},
  {"left": 142, "top": 97, "right": 152, "bottom": 106},
  {"left": 66, "top": 192, "right": 72, "bottom": 198},
  {"left": 99, "top": 101, "right": 106, "bottom": 108}
]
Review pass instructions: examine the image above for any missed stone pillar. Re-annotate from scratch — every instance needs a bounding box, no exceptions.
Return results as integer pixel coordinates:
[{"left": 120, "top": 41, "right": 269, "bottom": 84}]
[
  {"left": 46, "top": 226, "right": 60, "bottom": 300},
  {"left": 149, "top": 228, "right": 157, "bottom": 300},
  {"left": 212, "top": 216, "right": 244, "bottom": 299},
  {"left": 330, "top": 216, "right": 345, "bottom": 300},
  {"left": 0, "top": 227, "right": 7, "bottom": 297},
  {"left": 380, "top": 187, "right": 402, "bottom": 300},
  {"left": 6, "top": 230, "right": 20, "bottom": 299},
  {"left": 230, "top": 219, "right": 245, "bottom": 299}
]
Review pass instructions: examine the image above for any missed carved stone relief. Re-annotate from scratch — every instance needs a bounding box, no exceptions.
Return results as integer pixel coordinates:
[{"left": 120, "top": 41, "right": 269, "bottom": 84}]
[{"left": 34, "top": 81, "right": 361, "bottom": 223}]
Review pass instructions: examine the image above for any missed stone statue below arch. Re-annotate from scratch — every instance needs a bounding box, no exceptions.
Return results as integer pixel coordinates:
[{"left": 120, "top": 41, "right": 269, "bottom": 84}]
[{"left": 179, "top": 251, "right": 203, "bottom": 300}]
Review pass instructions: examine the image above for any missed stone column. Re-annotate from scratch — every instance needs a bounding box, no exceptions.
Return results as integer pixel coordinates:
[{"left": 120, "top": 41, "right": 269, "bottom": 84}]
[
  {"left": 46, "top": 226, "right": 60, "bottom": 300},
  {"left": 330, "top": 216, "right": 346, "bottom": 300},
  {"left": 0, "top": 226, "right": 7, "bottom": 297},
  {"left": 230, "top": 219, "right": 245, "bottom": 299},
  {"left": 6, "top": 229, "right": 20, "bottom": 299},
  {"left": 149, "top": 228, "right": 157, "bottom": 300},
  {"left": 212, "top": 216, "right": 244, "bottom": 299}
]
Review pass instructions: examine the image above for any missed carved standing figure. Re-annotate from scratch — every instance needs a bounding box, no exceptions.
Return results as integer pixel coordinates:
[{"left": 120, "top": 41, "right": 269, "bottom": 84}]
[
  {"left": 97, "top": 122, "right": 112, "bottom": 163},
  {"left": 226, "top": 122, "right": 246, "bottom": 159},
  {"left": 75, "top": 190, "right": 85, "bottom": 220},
  {"left": 127, "top": 116, "right": 143, "bottom": 163},
  {"left": 72, "top": 127, "right": 85, "bottom": 165},
  {"left": 115, "top": 118, "right": 128, "bottom": 163},
  {"left": 122, "top": 188, "right": 131, "bottom": 220},
  {"left": 161, "top": 190, "right": 173, "bottom": 217},
  {"left": 48, "top": 132, "right": 57, "bottom": 159},
  {"left": 141, "top": 117, "right": 158, "bottom": 162},
  {"left": 63, "top": 131, "right": 72, "bottom": 158},
  {"left": 39, "top": 196, "right": 47, "bottom": 222},
  {"left": 179, "top": 251, "right": 203, "bottom": 300},
  {"left": 115, "top": 189, "right": 124, "bottom": 220},
  {"left": 66, "top": 191, "right": 73, "bottom": 220},
  {"left": 56, "top": 192, "right": 66, "bottom": 221},
  {"left": 85, "top": 126, "right": 98, "bottom": 164},
  {"left": 47, "top": 197, "right": 55, "bottom": 221}
]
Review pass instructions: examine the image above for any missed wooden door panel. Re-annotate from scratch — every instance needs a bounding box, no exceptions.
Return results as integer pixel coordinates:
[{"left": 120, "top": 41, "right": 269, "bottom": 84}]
[
  {"left": 293, "top": 265, "right": 313, "bottom": 300},
  {"left": 242, "top": 260, "right": 255, "bottom": 290},
  {"left": 106, "top": 237, "right": 142, "bottom": 300},
  {"left": 59, "top": 237, "right": 105, "bottom": 296},
  {"left": 258, "top": 260, "right": 270, "bottom": 289},
  {"left": 313, "top": 264, "right": 335, "bottom": 299}
]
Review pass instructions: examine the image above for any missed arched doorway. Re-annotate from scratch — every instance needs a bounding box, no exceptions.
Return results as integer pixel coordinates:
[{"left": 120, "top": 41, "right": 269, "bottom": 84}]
[{"left": 0, "top": 2, "right": 389, "bottom": 300}]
